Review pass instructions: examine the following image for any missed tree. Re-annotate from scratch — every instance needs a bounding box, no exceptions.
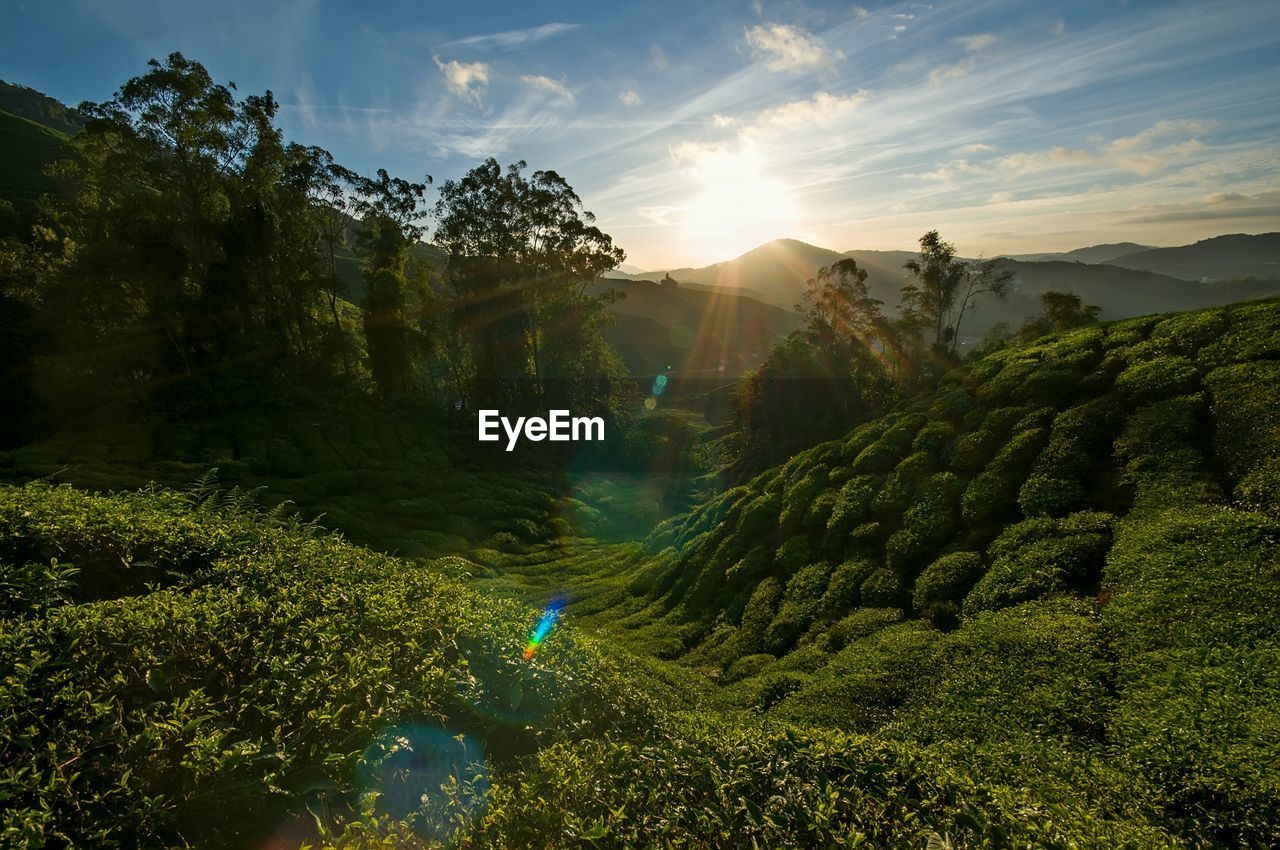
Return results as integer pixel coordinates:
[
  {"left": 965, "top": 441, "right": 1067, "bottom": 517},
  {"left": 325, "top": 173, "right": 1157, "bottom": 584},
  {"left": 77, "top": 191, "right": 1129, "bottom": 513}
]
[
  {"left": 735, "top": 259, "right": 896, "bottom": 468},
  {"left": 345, "top": 167, "right": 430, "bottom": 400},
  {"left": 433, "top": 158, "right": 625, "bottom": 411},
  {"left": 1018, "top": 291, "right": 1100, "bottom": 341},
  {"left": 901, "top": 230, "right": 1012, "bottom": 354}
]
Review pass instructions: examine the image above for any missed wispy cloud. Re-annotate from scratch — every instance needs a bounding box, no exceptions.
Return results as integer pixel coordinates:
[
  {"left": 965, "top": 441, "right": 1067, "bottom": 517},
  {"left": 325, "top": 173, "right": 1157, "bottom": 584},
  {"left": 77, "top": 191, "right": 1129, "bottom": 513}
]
[
  {"left": 906, "top": 120, "right": 1211, "bottom": 181},
  {"left": 439, "top": 22, "right": 580, "bottom": 51},
  {"left": 745, "top": 23, "right": 843, "bottom": 73},
  {"left": 929, "top": 33, "right": 998, "bottom": 85},
  {"left": 619, "top": 90, "right": 642, "bottom": 108},
  {"left": 954, "top": 33, "right": 997, "bottom": 52},
  {"left": 649, "top": 43, "right": 669, "bottom": 72},
  {"left": 522, "top": 74, "right": 575, "bottom": 103}
]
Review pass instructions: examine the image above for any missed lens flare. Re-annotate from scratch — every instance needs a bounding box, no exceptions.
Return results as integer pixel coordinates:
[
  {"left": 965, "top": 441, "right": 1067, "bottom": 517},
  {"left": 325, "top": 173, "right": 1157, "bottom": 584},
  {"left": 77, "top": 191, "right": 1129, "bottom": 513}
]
[{"left": 522, "top": 602, "right": 562, "bottom": 661}]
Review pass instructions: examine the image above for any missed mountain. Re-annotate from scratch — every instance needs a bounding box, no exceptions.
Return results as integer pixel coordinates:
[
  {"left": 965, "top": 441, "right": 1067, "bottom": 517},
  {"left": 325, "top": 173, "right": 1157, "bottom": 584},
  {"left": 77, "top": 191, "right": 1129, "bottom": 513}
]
[
  {"left": 1106, "top": 232, "right": 1280, "bottom": 281},
  {"left": 605, "top": 237, "right": 1279, "bottom": 347},
  {"left": 1005, "top": 242, "right": 1155, "bottom": 264},
  {"left": 607, "top": 239, "right": 848, "bottom": 308},
  {"left": 986, "top": 258, "right": 1279, "bottom": 333},
  {"left": 0, "top": 80, "right": 86, "bottom": 136}
]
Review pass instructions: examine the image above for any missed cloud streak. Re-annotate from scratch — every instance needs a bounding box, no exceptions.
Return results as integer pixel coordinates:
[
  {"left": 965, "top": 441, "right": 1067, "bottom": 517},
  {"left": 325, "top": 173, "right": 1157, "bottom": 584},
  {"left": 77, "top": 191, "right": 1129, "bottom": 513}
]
[{"left": 439, "top": 22, "right": 580, "bottom": 51}]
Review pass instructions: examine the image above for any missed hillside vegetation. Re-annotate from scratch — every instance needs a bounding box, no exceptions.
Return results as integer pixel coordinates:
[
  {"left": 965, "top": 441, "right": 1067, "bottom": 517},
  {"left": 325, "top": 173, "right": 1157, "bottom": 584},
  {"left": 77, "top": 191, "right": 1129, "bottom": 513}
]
[
  {"left": 487, "top": 298, "right": 1280, "bottom": 846},
  {"left": 3, "top": 480, "right": 1187, "bottom": 848}
]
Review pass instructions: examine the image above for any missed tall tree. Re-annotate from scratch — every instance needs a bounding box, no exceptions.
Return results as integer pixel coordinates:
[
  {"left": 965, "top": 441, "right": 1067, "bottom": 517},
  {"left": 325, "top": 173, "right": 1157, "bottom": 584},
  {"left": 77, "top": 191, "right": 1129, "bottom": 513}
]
[
  {"left": 346, "top": 168, "right": 430, "bottom": 399},
  {"left": 901, "top": 230, "right": 1011, "bottom": 354},
  {"left": 433, "top": 158, "right": 625, "bottom": 410}
]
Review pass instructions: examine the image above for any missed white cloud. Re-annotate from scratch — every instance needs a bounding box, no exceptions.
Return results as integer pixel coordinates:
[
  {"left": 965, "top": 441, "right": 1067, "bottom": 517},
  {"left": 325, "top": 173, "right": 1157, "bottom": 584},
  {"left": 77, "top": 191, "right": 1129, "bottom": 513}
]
[
  {"left": 852, "top": 6, "right": 870, "bottom": 19},
  {"left": 745, "top": 23, "right": 843, "bottom": 73},
  {"left": 746, "top": 90, "right": 869, "bottom": 133},
  {"left": 929, "top": 34, "right": 998, "bottom": 86},
  {"left": 522, "top": 74, "right": 575, "bottom": 103},
  {"left": 929, "top": 60, "right": 973, "bottom": 86},
  {"left": 954, "top": 142, "right": 995, "bottom": 154},
  {"left": 954, "top": 33, "right": 997, "bottom": 52},
  {"left": 619, "top": 89, "right": 642, "bottom": 108},
  {"left": 434, "top": 56, "right": 490, "bottom": 103},
  {"left": 439, "top": 22, "right": 580, "bottom": 51},
  {"left": 712, "top": 113, "right": 738, "bottom": 128}
]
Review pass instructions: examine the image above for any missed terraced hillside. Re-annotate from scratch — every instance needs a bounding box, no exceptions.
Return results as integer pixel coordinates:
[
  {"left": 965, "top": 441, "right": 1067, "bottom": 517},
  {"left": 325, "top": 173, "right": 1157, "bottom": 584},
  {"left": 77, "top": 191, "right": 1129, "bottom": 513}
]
[
  {"left": 3, "top": 299, "right": 1277, "bottom": 847},
  {"left": 488, "top": 298, "right": 1280, "bottom": 846},
  {"left": 2, "top": 482, "right": 1185, "bottom": 848}
]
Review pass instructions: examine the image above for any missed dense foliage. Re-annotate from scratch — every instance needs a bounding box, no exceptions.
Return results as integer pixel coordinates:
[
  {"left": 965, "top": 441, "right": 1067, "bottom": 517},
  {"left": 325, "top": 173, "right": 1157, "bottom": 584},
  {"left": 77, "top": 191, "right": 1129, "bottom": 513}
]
[{"left": 488, "top": 298, "right": 1280, "bottom": 847}]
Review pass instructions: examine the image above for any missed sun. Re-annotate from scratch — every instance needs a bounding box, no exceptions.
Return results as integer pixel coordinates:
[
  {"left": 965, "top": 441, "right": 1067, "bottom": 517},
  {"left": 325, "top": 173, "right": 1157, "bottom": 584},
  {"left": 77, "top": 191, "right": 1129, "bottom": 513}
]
[{"left": 679, "top": 141, "right": 799, "bottom": 261}]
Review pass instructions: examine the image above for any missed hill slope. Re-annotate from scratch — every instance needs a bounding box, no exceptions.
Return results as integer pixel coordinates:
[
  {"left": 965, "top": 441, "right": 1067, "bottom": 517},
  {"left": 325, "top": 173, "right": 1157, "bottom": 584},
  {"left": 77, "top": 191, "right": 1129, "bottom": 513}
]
[
  {"left": 589, "top": 277, "right": 801, "bottom": 375},
  {"left": 1107, "top": 232, "right": 1280, "bottom": 281},
  {"left": 1, "top": 481, "right": 1178, "bottom": 847},
  {"left": 603, "top": 238, "right": 1278, "bottom": 345},
  {"left": 1005, "top": 242, "right": 1154, "bottom": 264},
  {"left": 492, "top": 298, "right": 1280, "bottom": 846},
  {"left": 0, "top": 109, "right": 70, "bottom": 204},
  {"left": 0, "top": 80, "right": 86, "bottom": 135}
]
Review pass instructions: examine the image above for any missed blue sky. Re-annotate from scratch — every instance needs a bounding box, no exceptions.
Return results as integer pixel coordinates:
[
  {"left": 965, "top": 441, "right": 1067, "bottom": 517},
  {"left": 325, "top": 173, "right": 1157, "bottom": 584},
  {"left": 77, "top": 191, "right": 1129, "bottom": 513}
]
[{"left": 4, "top": 0, "right": 1279, "bottom": 268}]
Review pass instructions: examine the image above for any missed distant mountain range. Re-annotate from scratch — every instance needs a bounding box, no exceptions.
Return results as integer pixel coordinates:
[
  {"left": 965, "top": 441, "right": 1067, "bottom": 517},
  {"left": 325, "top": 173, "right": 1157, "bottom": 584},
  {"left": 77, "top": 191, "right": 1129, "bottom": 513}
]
[
  {"left": 1004, "top": 243, "right": 1155, "bottom": 264},
  {"left": 603, "top": 234, "right": 1280, "bottom": 341}
]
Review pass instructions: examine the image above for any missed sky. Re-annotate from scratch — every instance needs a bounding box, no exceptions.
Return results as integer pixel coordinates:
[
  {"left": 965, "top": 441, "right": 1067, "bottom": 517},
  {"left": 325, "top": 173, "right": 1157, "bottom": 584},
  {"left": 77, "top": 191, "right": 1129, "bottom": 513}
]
[{"left": 4, "top": 0, "right": 1279, "bottom": 270}]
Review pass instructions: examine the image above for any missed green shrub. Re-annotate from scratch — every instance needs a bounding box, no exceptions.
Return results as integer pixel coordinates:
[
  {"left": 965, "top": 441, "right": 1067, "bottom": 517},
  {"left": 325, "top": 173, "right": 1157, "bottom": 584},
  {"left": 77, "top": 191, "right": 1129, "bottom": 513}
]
[
  {"left": 944, "top": 429, "right": 994, "bottom": 473},
  {"left": 1114, "top": 355, "right": 1200, "bottom": 403},
  {"left": 722, "top": 653, "right": 776, "bottom": 683},
  {"left": 773, "top": 536, "right": 811, "bottom": 576},
  {"left": 825, "top": 607, "right": 902, "bottom": 650},
  {"left": 913, "top": 552, "right": 984, "bottom": 610},
  {"left": 1207, "top": 360, "right": 1280, "bottom": 480},
  {"left": 736, "top": 577, "right": 783, "bottom": 654},
  {"left": 912, "top": 420, "right": 956, "bottom": 456},
  {"left": 852, "top": 440, "right": 899, "bottom": 474},
  {"left": 861, "top": 568, "right": 904, "bottom": 609},
  {"left": 965, "top": 513, "right": 1113, "bottom": 615},
  {"left": 818, "top": 558, "right": 876, "bottom": 614},
  {"left": 764, "top": 562, "right": 831, "bottom": 654},
  {"left": 962, "top": 428, "right": 1049, "bottom": 526}
]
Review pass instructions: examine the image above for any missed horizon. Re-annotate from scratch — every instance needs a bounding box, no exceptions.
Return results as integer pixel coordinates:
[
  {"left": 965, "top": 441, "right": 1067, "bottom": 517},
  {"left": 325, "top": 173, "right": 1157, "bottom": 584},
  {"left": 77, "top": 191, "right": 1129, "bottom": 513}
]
[{"left": 4, "top": 0, "right": 1280, "bottom": 268}]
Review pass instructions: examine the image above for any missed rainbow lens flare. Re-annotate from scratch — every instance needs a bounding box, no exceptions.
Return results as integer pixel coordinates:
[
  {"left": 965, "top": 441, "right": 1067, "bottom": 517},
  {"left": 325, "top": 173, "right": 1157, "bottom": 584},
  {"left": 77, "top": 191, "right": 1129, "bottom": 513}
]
[{"left": 522, "top": 602, "right": 562, "bottom": 661}]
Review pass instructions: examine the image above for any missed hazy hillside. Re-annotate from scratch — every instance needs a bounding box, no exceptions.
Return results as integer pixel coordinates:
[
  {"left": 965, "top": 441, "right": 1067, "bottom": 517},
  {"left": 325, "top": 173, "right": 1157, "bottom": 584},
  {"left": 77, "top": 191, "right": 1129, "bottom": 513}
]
[
  {"left": 590, "top": 277, "right": 801, "bottom": 375},
  {"left": 1005, "top": 242, "right": 1154, "bottom": 264},
  {"left": 1107, "top": 232, "right": 1280, "bottom": 281},
  {"left": 603, "top": 237, "right": 1279, "bottom": 346}
]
